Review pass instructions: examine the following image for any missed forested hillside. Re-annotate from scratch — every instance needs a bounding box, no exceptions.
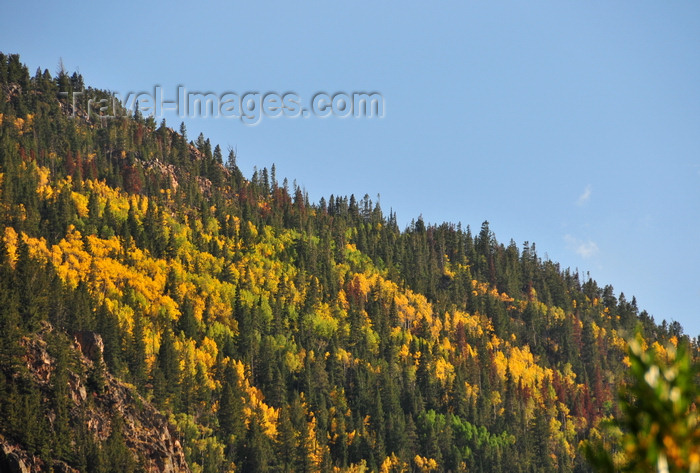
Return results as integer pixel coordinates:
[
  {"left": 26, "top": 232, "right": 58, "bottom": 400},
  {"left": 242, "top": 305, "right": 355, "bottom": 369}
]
[{"left": 0, "top": 53, "right": 696, "bottom": 473}]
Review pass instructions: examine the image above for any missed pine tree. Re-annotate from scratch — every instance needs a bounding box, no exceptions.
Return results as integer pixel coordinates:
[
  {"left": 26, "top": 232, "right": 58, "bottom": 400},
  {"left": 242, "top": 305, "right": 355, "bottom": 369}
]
[
  {"left": 127, "top": 313, "right": 147, "bottom": 390},
  {"left": 48, "top": 333, "right": 72, "bottom": 461},
  {"left": 0, "top": 239, "right": 23, "bottom": 370},
  {"left": 152, "top": 327, "right": 180, "bottom": 407},
  {"left": 96, "top": 303, "right": 123, "bottom": 375},
  {"left": 104, "top": 414, "right": 138, "bottom": 473},
  {"left": 218, "top": 364, "right": 246, "bottom": 451},
  {"left": 240, "top": 408, "right": 275, "bottom": 472},
  {"left": 88, "top": 350, "right": 107, "bottom": 395},
  {"left": 14, "top": 238, "right": 45, "bottom": 330}
]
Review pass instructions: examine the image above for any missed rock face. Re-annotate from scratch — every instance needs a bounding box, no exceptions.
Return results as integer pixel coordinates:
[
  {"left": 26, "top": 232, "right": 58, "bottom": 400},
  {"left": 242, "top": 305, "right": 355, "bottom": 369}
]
[
  {"left": 5, "top": 326, "right": 190, "bottom": 473},
  {"left": 0, "top": 435, "right": 79, "bottom": 473},
  {"left": 73, "top": 331, "right": 105, "bottom": 361},
  {"left": 0, "top": 439, "right": 33, "bottom": 473}
]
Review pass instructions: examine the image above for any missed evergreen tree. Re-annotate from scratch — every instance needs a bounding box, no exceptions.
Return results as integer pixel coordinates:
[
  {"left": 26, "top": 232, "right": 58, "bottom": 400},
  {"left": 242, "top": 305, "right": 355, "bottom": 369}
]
[
  {"left": 127, "top": 313, "right": 147, "bottom": 390},
  {"left": 218, "top": 363, "right": 246, "bottom": 457},
  {"left": 239, "top": 408, "right": 275, "bottom": 472},
  {"left": 104, "top": 414, "right": 138, "bottom": 473},
  {"left": 153, "top": 327, "right": 180, "bottom": 407}
]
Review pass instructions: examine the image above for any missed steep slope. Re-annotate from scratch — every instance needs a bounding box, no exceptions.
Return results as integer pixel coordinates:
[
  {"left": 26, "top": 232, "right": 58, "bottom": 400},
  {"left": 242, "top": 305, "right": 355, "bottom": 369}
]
[
  {"left": 0, "top": 52, "right": 696, "bottom": 473},
  {"left": 0, "top": 323, "right": 188, "bottom": 473}
]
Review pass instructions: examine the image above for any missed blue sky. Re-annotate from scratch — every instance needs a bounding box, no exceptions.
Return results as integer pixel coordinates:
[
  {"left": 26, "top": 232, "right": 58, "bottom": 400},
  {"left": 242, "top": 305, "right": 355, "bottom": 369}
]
[{"left": 2, "top": 1, "right": 699, "bottom": 336}]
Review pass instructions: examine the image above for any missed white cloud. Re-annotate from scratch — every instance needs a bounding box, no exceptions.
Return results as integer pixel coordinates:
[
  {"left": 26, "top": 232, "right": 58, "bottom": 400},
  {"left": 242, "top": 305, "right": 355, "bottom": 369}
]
[
  {"left": 576, "top": 185, "right": 592, "bottom": 206},
  {"left": 564, "top": 234, "right": 599, "bottom": 259}
]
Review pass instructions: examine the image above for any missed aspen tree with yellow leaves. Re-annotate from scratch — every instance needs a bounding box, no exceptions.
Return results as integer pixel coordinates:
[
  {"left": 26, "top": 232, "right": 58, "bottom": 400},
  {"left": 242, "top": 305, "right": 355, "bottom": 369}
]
[{"left": 0, "top": 53, "right": 696, "bottom": 473}]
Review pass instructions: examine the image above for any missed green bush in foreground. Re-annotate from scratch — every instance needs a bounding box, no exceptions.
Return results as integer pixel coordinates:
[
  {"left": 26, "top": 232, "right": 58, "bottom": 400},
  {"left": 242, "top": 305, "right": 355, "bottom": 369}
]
[{"left": 585, "top": 334, "right": 700, "bottom": 473}]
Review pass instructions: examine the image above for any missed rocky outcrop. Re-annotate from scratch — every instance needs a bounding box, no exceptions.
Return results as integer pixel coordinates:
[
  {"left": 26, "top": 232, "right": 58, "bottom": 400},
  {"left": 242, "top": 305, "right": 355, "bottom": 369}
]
[
  {"left": 73, "top": 330, "right": 105, "bottom": 361},
  {"left": 0, "top": 435, "right": 79, "bottom": 473},
  {"left": 144, "top": 159, "right": 180, "bottom": 191},
  {"left": 8, "top": 325, "right": 190, "bottom": 473},
  {"left": 0, "top": 438, "right": 33, "bottom": 473}
]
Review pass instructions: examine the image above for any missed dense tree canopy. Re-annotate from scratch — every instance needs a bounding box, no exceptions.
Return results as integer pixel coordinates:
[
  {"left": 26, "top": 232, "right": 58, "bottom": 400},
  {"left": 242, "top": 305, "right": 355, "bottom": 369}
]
[{"left": 0, "top": 52, "right": 697, "bottom": 472}]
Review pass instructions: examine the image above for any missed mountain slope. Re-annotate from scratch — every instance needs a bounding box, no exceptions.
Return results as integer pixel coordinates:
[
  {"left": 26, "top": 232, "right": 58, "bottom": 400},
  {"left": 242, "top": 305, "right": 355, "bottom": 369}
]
[
  {"left": 0, "top": 323, "right": 189, "bottom": 473},
  {"left": 0, "top": 52, "right": 695, "bottom": 473}
]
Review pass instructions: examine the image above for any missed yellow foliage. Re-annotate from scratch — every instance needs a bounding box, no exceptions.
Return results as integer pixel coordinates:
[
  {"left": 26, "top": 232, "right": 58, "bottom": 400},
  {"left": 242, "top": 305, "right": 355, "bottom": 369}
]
[
  {"left": 3, "top": 226, "right": 19, "bottom": 267},
  {"left": 493, "top": 351, "right": 508, "bottom": 379},
  {"left": 413, "top": 455, "right": 438, "bottom": 472},
  {"left": 380, "top": 453, "right": 408, "bottom": 473},
  {"left": 413, "top": 350, "right": 422, "bottom": 367},
  {"left": 303, "top": 410, "right": 327, "bottom": 472},
  {"left": 107, "top": 299, "right": 135, "bottom": 332},
  {"left": 13, "top": 117, "right": 25, "bottom": 134},
  {"left": 335, "top": 348, "right": 353, "bottom": 368},
  {"left": 180, "top": 340, "right": 216, "bottom": 391},
  {"left": 499, "top": 291, "right": 514, "bottom": 303},
  {"left": 451, "top": 309, "right": 484, "bottom": 337},
  {"left": 651, "top": 341, "right": 669, "bottom": 363},
  {"left": 230, "top": 359, "right": 279, "bottom": 438},
  {"left": 433, "top": 357, "right": 455, "bottom": 385},
  {"left": 36, "top": 165, "right": 50, "bottom": 188},
  {"left": 611, "top": 330, "right": 627, "bottom": 352},
  {"left": 493, "top": 344, "right": 556, "bottom": 405},
  {"left": 71, "top": 191, "right": 89, "bottom": 217},
  {"left": 548, "top": 306, "right": 566, "bottom": 322},
  {"left": 19, "top": 226, "right": 183, "bottom": 327},
  {"left": 282, "top": 350, "right": 301, "bottom": 373},
  {"left": 349, "top": 273, "right": 371, "bottom": 301},
  {"left": 440, "top": 337, "right": 453, "bottom": 354},
  {"left": 306, "top": 301, "right": 340, "bottom": 337},
  {"left": 332, "top": 461, "right": 368, "bottom": 473},
  {"left": 199, "top": 337, "right": 219, "bottom": 369},
  {"left": 464, "top": 382, "right": 479, "bottom": 401},
  {"left": 463, "top": 343, "right": 478, "bottom": 359},
  {"left": 399, "top": 344, "right": 411, "bottom": 362},
  {"left": 85, "top": 179, "right": 130, "bottom": 219}
]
